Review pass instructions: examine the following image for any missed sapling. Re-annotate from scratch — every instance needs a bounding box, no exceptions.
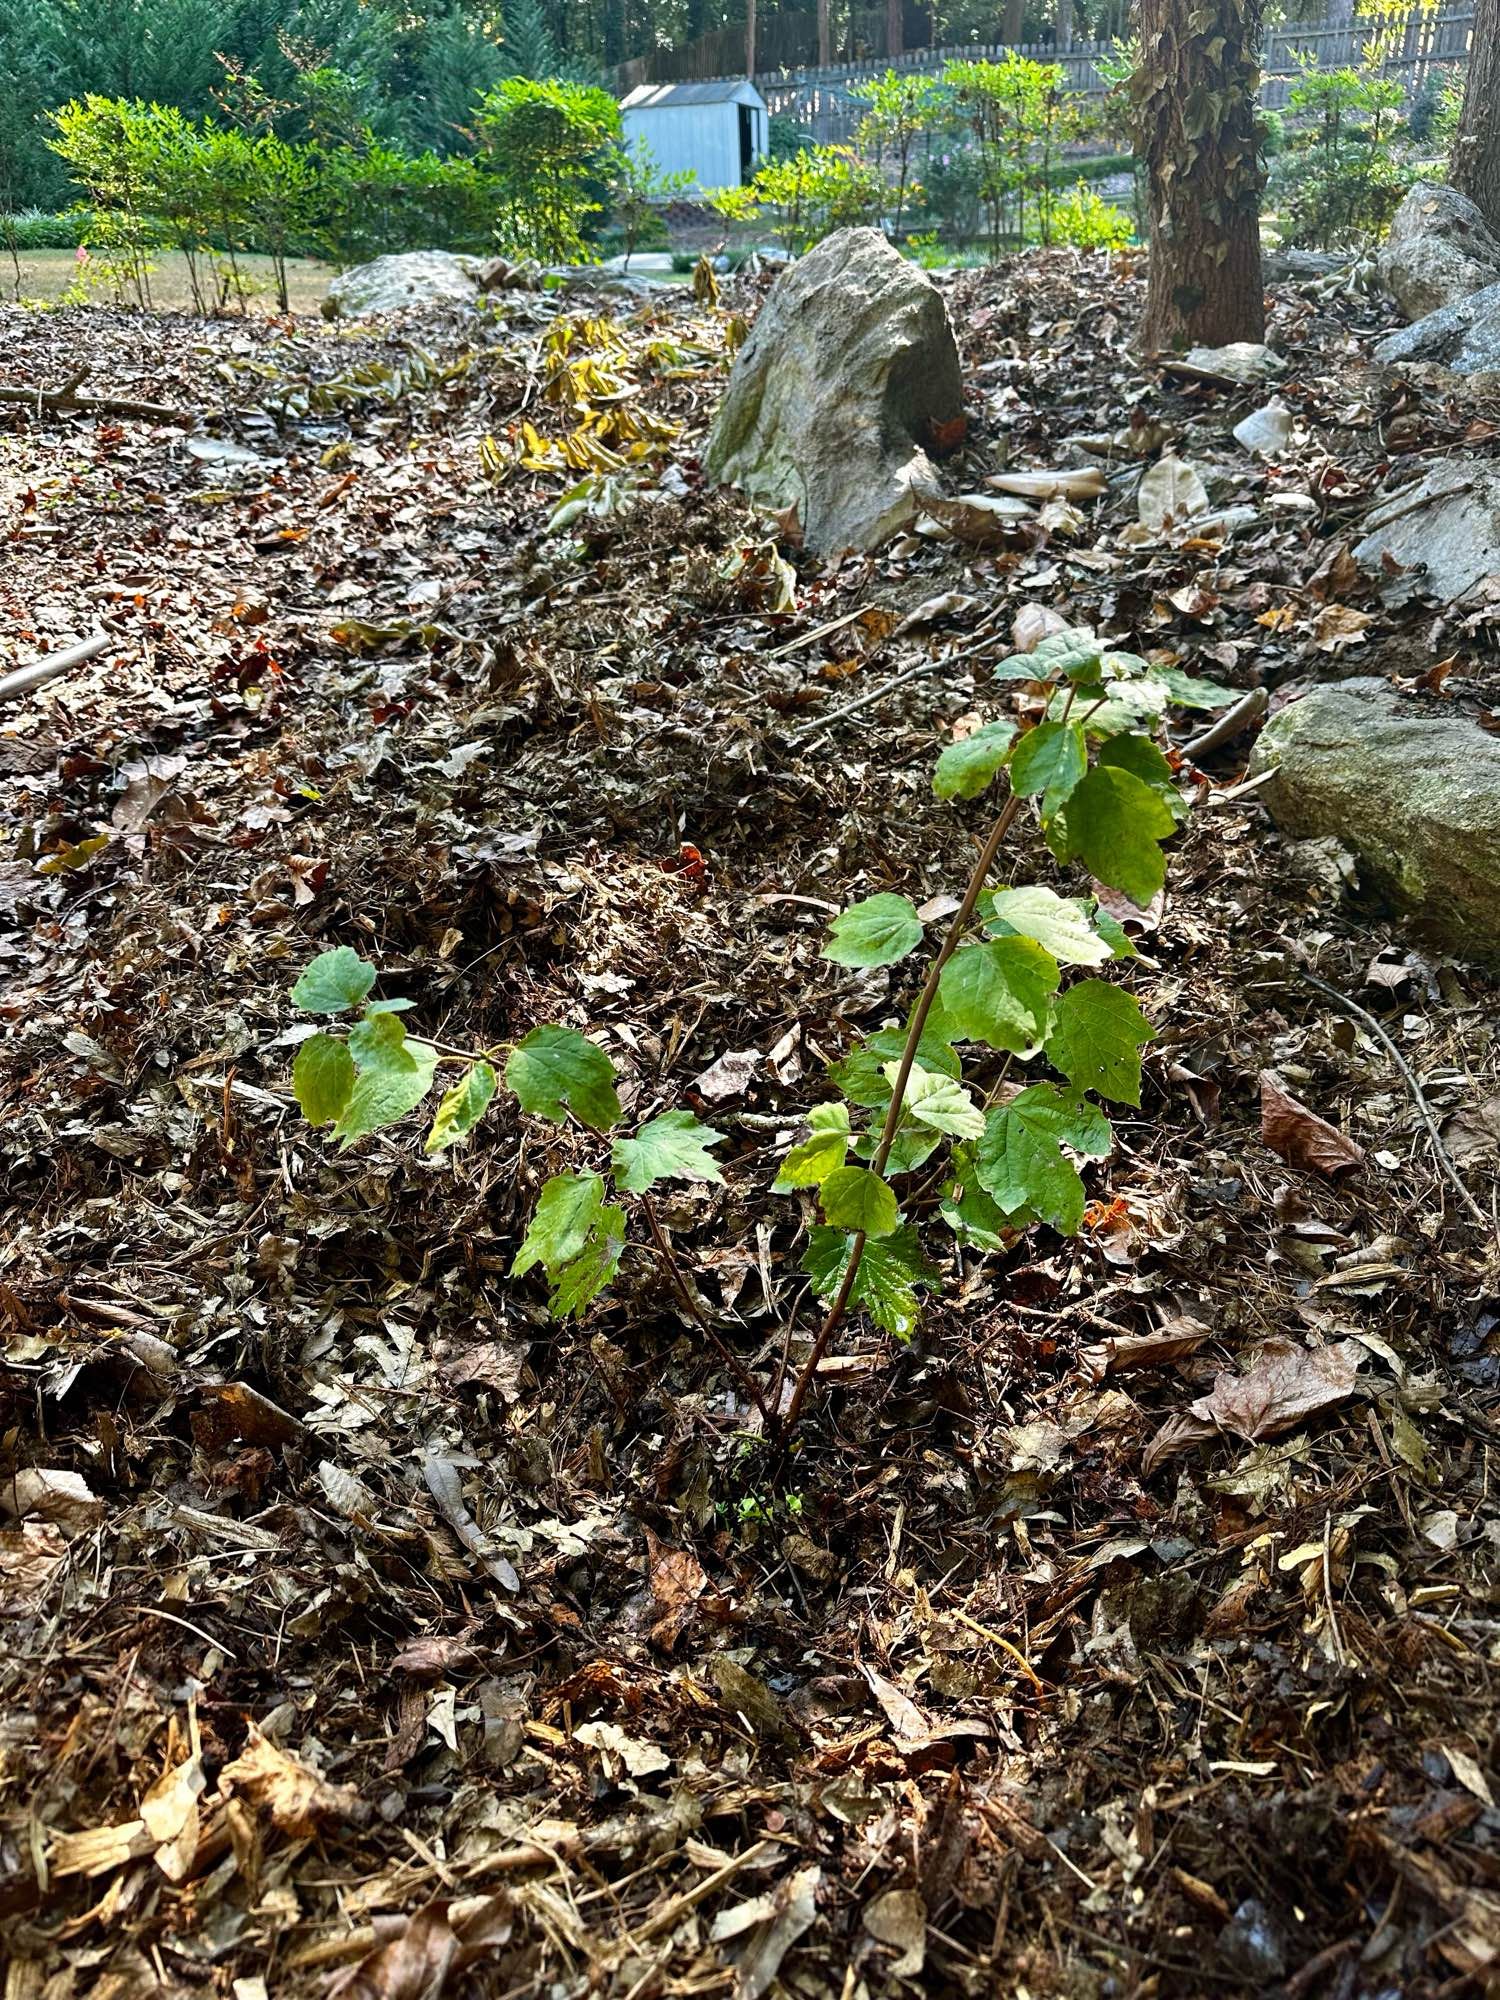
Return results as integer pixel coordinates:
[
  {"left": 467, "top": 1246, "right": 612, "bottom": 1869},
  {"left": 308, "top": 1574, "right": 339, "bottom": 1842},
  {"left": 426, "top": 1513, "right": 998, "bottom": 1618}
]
[{"left": 286, "top": 628, "right": 1193, "bottom": 1443}]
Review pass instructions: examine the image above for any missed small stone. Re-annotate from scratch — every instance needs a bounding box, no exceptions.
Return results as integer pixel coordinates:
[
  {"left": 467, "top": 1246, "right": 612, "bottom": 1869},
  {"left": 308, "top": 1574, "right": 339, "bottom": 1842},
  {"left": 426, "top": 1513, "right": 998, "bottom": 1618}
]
[
  {"left": 1217, "top": 1898, "right": 1288, "bottom": 1981},
  {"left": 1353, "top": 457, "right": 1500, "bottom": 600}
]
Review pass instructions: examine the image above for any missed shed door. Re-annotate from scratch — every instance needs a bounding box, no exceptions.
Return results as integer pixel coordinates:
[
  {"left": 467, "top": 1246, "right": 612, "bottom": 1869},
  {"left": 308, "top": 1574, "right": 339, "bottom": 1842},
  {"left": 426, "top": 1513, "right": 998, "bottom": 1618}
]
[{"left": 738, "top": 104, "right": 755, "bottom": 182}]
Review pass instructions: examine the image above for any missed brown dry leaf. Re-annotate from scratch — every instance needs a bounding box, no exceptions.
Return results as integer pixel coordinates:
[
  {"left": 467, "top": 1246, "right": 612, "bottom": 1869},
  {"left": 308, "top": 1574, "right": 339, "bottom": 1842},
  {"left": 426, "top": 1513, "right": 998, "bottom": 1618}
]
[
  {"left": 0, "top": 1521, "right": 69, "bottom": 1613},
  {"left": 1311, "top": 603, "right": 1373, "bottom": 652},
  {"left": 863, "top": 1886, "right": 927, "bottom": 1977},
  {"left": 921, "top": 492, "right": 1034, "bottom": 545},
  {"left": 863, "top": 1665, "right": 927, "bottom": 1743},
  {"left": 50, "top": 1817, "right": 157, "bottom": 1879},
  {"left": 893, "top": 590, "right": 977, "bottom": 636},
  {"left": 139, "top": 1753, "right": 206, "bottom": 1882},
  {"left": 4, "top": 1468, "right": 104, "bottom": 1536},
  {"left": 1259, "top": 1071, "right": 1365, "bottom": 1177},
  {"left": 1188, "top": 1337, "right": 1362, "bottom": 1442},
  {"left": 644, "top": 1527, "right": 707, "bottom": 1653},
  {"left": 1442, "top": 1096, "right": 1500, "bottom": 1167},
  {"left": 713, "top": 1865, "right": 821, "bottom": 2000},
  {"left": 327, "top": 1893, "right": 515, "bottom": 2000},
  {"left": 219, "top": 1722, "right": 366, "bottom": 1836},
  {"left": 1012, "top": 603, "right": 1069, "bottom": 653},
  {"left": 1079, "top": 1318, "right": 1210, "bottom": 1381},
  {"left": 1306, "top": 541, "right": 1362, "bottom": 601}
]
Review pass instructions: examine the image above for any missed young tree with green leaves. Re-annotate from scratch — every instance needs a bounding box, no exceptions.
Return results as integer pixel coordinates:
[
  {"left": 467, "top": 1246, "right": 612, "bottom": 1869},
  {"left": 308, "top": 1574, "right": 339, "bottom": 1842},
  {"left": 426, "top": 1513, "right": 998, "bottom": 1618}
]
[
  {"left": 1131, "top": 0, "right": 1265, "bottom": 348},
  {"left": 475, "top": 76, "right": 621, "bottom": 262},
  {"left": 852, "top": 69, "right": 943, "bottom": 239}
]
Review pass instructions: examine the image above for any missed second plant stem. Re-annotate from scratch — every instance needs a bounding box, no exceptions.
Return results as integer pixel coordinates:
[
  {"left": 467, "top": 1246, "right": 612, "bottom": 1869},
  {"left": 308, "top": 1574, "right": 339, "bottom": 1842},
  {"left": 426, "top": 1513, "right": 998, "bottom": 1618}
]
[{"left": 775, "top": 786, "right": 1025, "bottom": 1442}]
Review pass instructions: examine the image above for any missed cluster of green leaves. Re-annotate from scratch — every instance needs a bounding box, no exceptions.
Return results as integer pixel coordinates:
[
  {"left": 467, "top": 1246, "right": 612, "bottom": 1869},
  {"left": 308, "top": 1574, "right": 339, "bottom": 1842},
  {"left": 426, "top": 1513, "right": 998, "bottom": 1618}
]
[
  {"left": 776, "top": 628, "right": 1185, "bottom": 1344},
  {"left": 1271, "top": 61, "right": 1411, "bottom": 250},
  {"left": 473, "top": 77, "right": 622, "bottom": 265},
  {"left": 289, "top": 949, "right": 724, "bottom": 1319},
  {"left": 710, "top": 144, "right": 886, "bottom": 255}
]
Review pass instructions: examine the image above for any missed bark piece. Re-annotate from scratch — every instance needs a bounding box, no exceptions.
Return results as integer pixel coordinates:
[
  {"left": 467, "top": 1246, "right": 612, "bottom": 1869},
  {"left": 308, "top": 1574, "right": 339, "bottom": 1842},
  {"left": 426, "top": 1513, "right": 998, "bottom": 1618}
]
[{"left": 1259, "top": 1071, "right": 1365, "bottom": 1177}]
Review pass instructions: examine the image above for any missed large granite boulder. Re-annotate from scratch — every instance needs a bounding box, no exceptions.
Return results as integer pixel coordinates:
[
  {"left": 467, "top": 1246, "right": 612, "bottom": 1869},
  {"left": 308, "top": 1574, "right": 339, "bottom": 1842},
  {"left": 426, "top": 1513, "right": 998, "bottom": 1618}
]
[
  {"left": 325, "top": 251, "right": 483, "bottom": 317},
  {"left": 1372, "top": 279, "right": 1500, "bottom": 376},
  {"left": 1251, "top": 680, "right": 1500, "bottom": 958},
  {"left": 705, "top": 227, "right": 964, "bottom": 552},
  {"left": 1378, "top": 183, "right": 1500, "bottom": 321},
  {"left": 1354, "top": 458, "right": 1500, "bottom": 600}
]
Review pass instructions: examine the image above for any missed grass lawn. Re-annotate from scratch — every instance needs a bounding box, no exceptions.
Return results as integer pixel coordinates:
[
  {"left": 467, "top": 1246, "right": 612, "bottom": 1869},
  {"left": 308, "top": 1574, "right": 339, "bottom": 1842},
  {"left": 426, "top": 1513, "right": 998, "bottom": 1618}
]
[{"left": 2, "top": 247, "right": 333, "bottom": 314}]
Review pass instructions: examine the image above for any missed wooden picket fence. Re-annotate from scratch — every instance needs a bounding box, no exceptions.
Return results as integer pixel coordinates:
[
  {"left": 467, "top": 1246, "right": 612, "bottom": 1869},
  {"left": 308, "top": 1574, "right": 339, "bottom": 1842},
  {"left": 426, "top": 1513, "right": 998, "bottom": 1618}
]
[{"left": 618, "top": 8, "right": 1474, "bottom": 143}]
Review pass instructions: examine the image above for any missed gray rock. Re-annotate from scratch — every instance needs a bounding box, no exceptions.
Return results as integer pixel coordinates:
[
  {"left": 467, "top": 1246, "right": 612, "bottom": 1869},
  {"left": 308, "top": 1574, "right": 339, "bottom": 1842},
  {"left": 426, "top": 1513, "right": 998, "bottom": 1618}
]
[
  {"left": 1372, "top": 278, "right": 1500, "bottom": 374},
  {"left": 1217, "top": 1899, "right": 1287, "bottom": 1982},
  {"left": 1251, "top": 680, "right": 1500, "bottom": 958},
  {"left": 325, "top": 250, "right": 481, "bottom": 317},
  {"left": 705, "top": 227, "right": 963, "bottom": 552},
  {"left": 1378, "top": 182, "right": 1500, "bottom": 321},
  {"left": 1354, "top": 458, "right": 1500, "bottom": 600}
]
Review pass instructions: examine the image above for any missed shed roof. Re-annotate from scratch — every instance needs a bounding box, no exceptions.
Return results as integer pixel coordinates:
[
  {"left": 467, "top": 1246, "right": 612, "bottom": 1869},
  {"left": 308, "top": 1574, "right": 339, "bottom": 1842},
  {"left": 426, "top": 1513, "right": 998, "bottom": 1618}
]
[{"left": 620, "top": 79, "right": 765, "bottom": 109}]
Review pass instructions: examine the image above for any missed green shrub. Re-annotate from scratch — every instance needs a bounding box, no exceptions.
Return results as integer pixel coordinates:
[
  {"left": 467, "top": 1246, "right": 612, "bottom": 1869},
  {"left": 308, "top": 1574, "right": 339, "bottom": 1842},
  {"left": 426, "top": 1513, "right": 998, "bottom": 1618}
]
[
  {"left": 1046, "top": 182, "right": 1133, "bottom": 250},
  {"left": 1, "top": 209, "right": 88, "bottom": 247},
  {"left": 942, "top": 54, "right": 1079, "bottom": 256},
  {"left": 1271, "top": 61, "right": 1411, "bottom": 248},
  {"left": 709, "top": 145, "right": 884, "bottom": 254},
  {"left": 474, "top": 77, "right": 620, "bottom": 264}
]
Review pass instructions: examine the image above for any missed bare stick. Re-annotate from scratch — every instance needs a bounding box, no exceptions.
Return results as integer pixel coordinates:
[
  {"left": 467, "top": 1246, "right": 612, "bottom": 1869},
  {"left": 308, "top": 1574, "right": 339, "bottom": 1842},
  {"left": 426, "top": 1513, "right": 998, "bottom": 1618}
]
[
  {"left": 0, "top": 377, "right": 194, "bottom": 426},
  {"left": 1296, "top": 966, "right": 1492, "bottom": 1234},
  {"left": 1181, "top": 686, "right": 1268, "bottom": 763},
  {"left": 777, "top": 790, "right": 1025, "bottom": 1440},
  {"left": 786, "top": 622, "right": 1009, "bottom": 749},
  {"left": 0, "top": 631, "right": 118, "bottom": 706}
]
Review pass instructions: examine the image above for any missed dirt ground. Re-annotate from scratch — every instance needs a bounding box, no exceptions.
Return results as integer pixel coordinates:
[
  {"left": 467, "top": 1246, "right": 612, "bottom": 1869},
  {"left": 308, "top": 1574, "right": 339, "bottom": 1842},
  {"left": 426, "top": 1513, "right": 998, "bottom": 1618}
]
[{"left": 1, "top": 251, "right": 1499, "bottom": 2000}]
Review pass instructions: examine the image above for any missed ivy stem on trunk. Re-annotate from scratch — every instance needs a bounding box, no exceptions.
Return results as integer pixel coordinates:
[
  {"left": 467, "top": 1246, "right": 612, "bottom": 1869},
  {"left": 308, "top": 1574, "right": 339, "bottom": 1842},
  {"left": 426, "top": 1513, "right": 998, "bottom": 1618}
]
[{"left": 774, "top": 786, "right": 1026, "bottom": 1444}]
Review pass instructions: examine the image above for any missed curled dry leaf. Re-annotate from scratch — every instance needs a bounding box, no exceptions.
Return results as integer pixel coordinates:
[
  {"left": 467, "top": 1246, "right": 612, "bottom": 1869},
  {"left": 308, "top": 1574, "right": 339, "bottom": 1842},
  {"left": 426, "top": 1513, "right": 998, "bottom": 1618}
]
[
  {"left": 644, "top": 1525, "right": 707, "bottom": 1653},
  {"left": 327, "top": 1892, "right": 515, "bottom": 2000},
  {"left": 1137, "top": 455, "right": 1209, "bottom": 535},
  {"left": 863, "top": 1886, "right": 927, "bottom": 1977},
  {"left": 0, "top": 1521, "right": 69, "bottom": 1614},
  {"left": 1259, "top": 1070, "right": 1366, "bottom": 1177},
  {"left": 920, "top": 492, "right": 1034, "bottom": 546},
  {"left": 4, "top": 1467, "right": 104, "bottom": 1536},
  {"left": 714, "top": 1865, "right": 821, "bottom": 2000},
  {"left": 986, "top": 467, "right": 1105, "bottom": 501},
  {"left": 219, "top": 1721, "right": 367, "bottom": 1837}
]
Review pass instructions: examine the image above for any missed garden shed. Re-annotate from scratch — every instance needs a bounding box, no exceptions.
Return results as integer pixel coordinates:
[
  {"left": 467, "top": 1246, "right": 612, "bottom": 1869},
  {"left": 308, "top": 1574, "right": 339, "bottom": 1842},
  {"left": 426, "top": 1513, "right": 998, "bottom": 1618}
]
[{"left": 619, "top": 79, "right": 769, "bottom": 192}]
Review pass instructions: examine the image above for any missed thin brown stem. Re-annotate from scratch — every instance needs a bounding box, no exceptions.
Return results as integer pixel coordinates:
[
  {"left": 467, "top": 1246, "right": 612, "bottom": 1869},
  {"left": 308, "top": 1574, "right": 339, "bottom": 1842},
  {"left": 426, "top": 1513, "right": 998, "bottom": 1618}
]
[
  {"left": 641, "top": 1193, "right": 769, "bottom": 1422},
  {"left": 776, "top": 787, "right": 1025, "bottom": 1442}
]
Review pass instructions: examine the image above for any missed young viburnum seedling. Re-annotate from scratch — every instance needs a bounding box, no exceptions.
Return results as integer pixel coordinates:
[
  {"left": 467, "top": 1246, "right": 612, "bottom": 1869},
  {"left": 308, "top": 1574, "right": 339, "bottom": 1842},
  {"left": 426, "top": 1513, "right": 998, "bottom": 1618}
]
[
  {"left": 286, "top": 954, "right": 729, "bottom": 1333},
  {"left": 771, "top": 625, "right": 1193, "bottom": 1437}
]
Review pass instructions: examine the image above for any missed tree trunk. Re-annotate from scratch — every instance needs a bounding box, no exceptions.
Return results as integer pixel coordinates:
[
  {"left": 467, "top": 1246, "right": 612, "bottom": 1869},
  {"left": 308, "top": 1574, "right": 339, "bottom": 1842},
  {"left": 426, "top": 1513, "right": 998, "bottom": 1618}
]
[
  {"left": 818, "top": 0, "right": 831, "bottom": 64},
  {"left": 1453, "top": 0, "right": 1500, "bottom": 234},
  {"left": 887, "top": 0, "right": 903, "bottom": 56},
  {"left": 1055, "top": 0, "right": 1073, "bottom": 44},
  {"left": 746, "top": 0, "right": 757, "bottom": 75},
  {"left": 1003, "top": 0, "right": 1024, "bottom": 41},
  {"left": 1133, "top": 0, "right": 1266, "bottom": 350}
]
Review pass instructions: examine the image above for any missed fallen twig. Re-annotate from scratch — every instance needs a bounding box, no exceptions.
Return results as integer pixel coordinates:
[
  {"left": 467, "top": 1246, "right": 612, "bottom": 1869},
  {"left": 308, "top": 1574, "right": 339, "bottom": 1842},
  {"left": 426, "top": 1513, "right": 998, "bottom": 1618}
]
[
  {"left": 0, "top": 630, "right": 119, "bottom": 706},
  {"left": 1296, "top": 966, "right": 1493, "bottom": 1235},
  {"left": 786, "top": 623, "right": 1008, "bottom": 748},
  {"left": 0, "top": 372, "right": 194, "bottom": 426},
  {"left": 1182, "top": 686, "right": 1268, "bottom": 762}
]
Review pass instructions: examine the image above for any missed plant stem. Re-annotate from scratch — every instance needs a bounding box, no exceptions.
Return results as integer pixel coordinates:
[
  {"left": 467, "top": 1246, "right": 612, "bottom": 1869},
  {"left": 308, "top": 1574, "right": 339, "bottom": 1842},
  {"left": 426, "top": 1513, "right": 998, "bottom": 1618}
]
[
  {"left": 776, "top": 786, "right": 1025, "bottom": 1443},
  {"left": 641, "top": 1193, "right": 770, "bottom": 1422}
]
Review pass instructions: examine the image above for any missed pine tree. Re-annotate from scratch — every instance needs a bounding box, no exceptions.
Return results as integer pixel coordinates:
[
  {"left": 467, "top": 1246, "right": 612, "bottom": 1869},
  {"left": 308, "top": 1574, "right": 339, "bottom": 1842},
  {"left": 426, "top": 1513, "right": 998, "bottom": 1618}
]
[{"left": 500, "top": 0, "right": 564, "bottom": 78}]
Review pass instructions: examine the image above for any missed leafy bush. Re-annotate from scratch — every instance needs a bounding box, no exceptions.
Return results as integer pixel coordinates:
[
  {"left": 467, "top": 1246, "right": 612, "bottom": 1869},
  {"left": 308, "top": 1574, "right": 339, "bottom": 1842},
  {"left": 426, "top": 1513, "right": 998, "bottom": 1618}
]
[
  {"left": 942, "top": 54, "right": 1078, "bottom": 255},
  {"left": 1047, "top": 182, "right": 1133, "bottom": 249},
  {"left": 1271, "top": 61, "right": 1411, "bottom": 248},
  {"left": 1, "top": 208, "right": 88, "bottom": 247},
  {"left": 287, "top": 627, "right": 1200, "bottom": 1442},
  {"left": 474, "top": 77, "right": 620, "bottom": 263},
  {"left": 711, "top": 145, "right": 885, "bottom": 253},
  {"left": 853, "top": 70, "right": 945, "bottom": 240}
]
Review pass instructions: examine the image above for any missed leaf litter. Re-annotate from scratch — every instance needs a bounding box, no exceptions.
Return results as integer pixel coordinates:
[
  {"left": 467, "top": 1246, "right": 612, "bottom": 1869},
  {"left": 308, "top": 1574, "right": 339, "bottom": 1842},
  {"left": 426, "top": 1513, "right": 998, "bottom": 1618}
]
[{"left": 0, "top": 251, "right": 1499, "bottom": 1997}]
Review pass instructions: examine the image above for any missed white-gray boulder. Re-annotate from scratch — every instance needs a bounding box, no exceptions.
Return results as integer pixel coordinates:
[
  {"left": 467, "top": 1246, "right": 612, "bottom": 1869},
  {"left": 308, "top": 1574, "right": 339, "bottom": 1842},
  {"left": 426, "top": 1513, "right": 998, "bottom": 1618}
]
[
  {"left": 1372, "top": 279, "right": 1500, "bottom": 376},
  {"left": 1354, "top": 458, "right": 1500, "bottom": 600},
  {"left": 324, "top": 251, "right": 483, "bottom": 318},
  {"left": 1251, "top": 680, "right": 1500, "bottom": 958},
  {"left": 1378, "top": 182, "right": 1500, "bottom": 321},
  {"left": 705, "top": 227, "right": 964, "bottom": 552}
]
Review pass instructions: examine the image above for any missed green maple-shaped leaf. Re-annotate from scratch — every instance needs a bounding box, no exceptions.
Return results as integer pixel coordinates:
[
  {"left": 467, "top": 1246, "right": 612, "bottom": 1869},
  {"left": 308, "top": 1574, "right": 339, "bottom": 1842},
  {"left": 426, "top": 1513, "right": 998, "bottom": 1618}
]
[
  {"left": 802, "top": 1224, "right": 936, "bottom": 1339},
  {"left": 612, "top": 1109, "right": 725, "bottom": 1194},
  {"left": 773, "top": 1101, "right": 851, "bottom": 1190},
  {"left": 883, "top": 1060, "right": 984, "bottom": 1139},
  {"left": 1026, "top": 626, "right": 1107, "bottom": 684},
  {"left": 1153, "top": 665, "right": 1236, "bottom": 708},
  {"left": 1046, "top": 981, "right": 1153, "bottom": 1106},
  {"left": 291, "top": 946, "right": 377, "bottom": 1015},
  {"left": 506, "top": 1025, "right": 621, "bottom": 1131},
  {"left": 975, "top": 1082, "right": 1110, "bottom": 1235},
  {"left": 1050, "top": 763, "right": 1178, "bottom": 906},
  {"left": 819, "top": 1164, "right": 900, "bottom": 1237},
  {"left": 940, "top": 1143, "right": 1024, "bottom": 1249},
  {"left": 1007, "top": 718, "right": 1087, "bottom": 812},
  {"left": 932, "top": 720, "right": 1017, "bottom": 801},
  {"left": 513, "top": 1170, "right": 625, "bottom": 1318},
  {"left": 332, "top": 1037, "right": 438, "bottom": 1146},
  {"left": 984, "top": 885, "right": 1112, "bottom": 966},
  {"left": 1099, "top": 732, "right": 1187, "bottom": 823},
  {"left": 828, "top": 1023, "right": 959, "bottom": 1107},
  {"left": 823, "top": 893, "right": 925, "bottom": 969},
  {"left": 938, "top": 936, "right": 1060, "bottom": 1052},
  {"left": 293, "top": 1032, "right": 355, "bottom": 1126},
  {"left": 348, "top": 1009, "right": 413, "bottom": 1071},
  {"left": 426, "top": 1061, "right": 497, "bottom": 1153}
]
